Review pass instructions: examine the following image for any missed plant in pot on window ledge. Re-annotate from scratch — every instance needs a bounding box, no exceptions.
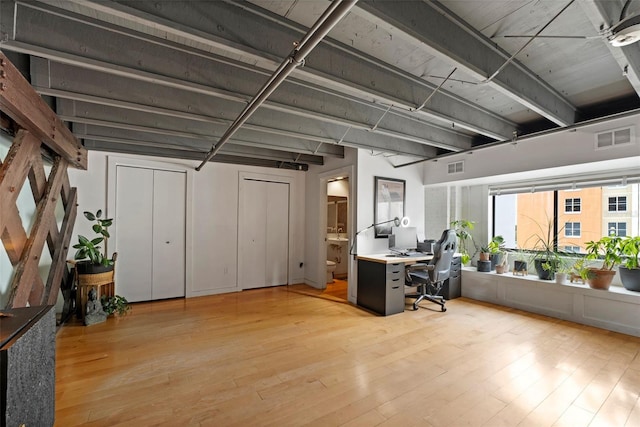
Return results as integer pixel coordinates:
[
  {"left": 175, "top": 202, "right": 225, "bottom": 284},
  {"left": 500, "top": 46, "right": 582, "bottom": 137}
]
[
  {"left": 582, "top": 235, "right": 622, "bottom": 290},
  {"left": 618, "top": 236, "right": 640, "bottom": 291},
  {"left": 526, "top": 217, "right": 563, "bottom": 280},
  {"left": 479, "top": 236, "right": 505, "bottom": 269}
]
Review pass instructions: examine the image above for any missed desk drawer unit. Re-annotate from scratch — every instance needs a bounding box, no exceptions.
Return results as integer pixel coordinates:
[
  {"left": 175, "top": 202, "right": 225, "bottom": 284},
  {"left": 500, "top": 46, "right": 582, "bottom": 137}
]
[
  {"left": 442, "top": 256, "right": 461, "bottom": 300},
  {"left": 357, "top": 260, "right": 405, "bottom": 315}
]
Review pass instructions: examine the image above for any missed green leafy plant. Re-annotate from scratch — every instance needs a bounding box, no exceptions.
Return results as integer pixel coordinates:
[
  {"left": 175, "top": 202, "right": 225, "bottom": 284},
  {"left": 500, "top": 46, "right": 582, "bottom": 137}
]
[
  {"left": 486, "top": 235, "right": 505, "bottom": 254},
  {"left": 73, "top": 210, "right": 114, "bottom": 266},
  {"left": 523, "top": 216, "right": 565, "bottom": 277},
  {"left": 450, "top": 219, "right": 477, "bottom": 264},
  {"left": 101, "top": 295, "right": 131, "bottom": 316},
  {"left": 584, "top": 235, "right": 622, "bottom": 270},
  {"left": 620, "top": 236, "right": 640, "bottom": 270}
]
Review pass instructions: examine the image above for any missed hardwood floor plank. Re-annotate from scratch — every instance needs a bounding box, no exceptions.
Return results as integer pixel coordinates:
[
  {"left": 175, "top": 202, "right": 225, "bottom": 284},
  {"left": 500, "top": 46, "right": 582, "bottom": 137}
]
[{"left": 54, "top": 288, "right": 640, "bottom": 426}]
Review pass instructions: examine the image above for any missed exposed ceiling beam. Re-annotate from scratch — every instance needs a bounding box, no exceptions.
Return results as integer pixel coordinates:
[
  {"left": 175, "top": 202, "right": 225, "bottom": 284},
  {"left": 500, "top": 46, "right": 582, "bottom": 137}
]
[
  {"left": 355, "top": 0, "right": 578, "bottom": 127},
  {"left": 83, "top": 139, "right": 311, "bottom": 171},
  {"left": 76, "top": 131, "right": 325, "bottom": 165},
  {"left": 56, "top": 99, "right": 346, "bottom": 158},
  {"left": 17, "top": 0, "right": 514, "bottom": 141},
  {"left": 29, "top": 59, "right": 441, "bottom": 158},
  {"left": 579, "top": 0, "right": 640, "bottom": 97},
  {"left": 72, "top": 123, "right": 326, "bottom": 165},
  {"left": 13, "top": 40, "right": 469, "bottom": 153},
  {"left": 44, "top": 85, "right": 440, "bottom": 159}
]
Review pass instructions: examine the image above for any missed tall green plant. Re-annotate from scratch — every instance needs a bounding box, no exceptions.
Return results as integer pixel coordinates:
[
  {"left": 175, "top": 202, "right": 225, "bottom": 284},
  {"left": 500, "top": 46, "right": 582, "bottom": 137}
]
[
  {"left": 73, "top": 210, "right": 114, "bottom": 266},
  {"left": 450, "top": 219, "right": 476, "bottom": 264}
]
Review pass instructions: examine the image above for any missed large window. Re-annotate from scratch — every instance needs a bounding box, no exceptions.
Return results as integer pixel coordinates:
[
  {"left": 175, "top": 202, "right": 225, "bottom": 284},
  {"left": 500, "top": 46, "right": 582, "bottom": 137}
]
[
  {"left": 608, "top": 196, "right": 627, "bottom": 212},
  {"left": 494, "top": 184, "right": 639, "bottom": 254},
  {"left": 565, "top": 198, "right": 581, "bottom": 213}
]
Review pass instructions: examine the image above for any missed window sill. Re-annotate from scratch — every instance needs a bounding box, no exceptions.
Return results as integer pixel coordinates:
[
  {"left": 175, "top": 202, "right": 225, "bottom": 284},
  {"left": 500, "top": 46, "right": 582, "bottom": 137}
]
[{"left": 462, "top": 267, "right": 640, "bottom": 337}]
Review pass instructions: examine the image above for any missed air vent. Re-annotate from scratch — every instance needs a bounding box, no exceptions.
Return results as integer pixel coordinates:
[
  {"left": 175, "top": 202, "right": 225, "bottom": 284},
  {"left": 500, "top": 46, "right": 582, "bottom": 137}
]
[
  {"left": 447, "top": 160, "right": 464, "bottom": 174},
  {"left": 595, "top": 127, "right": 634, "bottom": 149}
]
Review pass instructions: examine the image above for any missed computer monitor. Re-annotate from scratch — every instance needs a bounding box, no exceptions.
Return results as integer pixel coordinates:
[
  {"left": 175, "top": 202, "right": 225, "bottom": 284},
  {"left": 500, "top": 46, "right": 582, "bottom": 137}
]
[{"left": 390, "top": 226, "right": 418, "bottom": 254}]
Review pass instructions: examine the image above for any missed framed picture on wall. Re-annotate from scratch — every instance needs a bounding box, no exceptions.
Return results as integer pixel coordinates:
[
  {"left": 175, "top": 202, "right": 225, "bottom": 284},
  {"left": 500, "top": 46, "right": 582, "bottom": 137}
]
[{"left": 374, "top": 176, "right": 405, "bottom": 238}]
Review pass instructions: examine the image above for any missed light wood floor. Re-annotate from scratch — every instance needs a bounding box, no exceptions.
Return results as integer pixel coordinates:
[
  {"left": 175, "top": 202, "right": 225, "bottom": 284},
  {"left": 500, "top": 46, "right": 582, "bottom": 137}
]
[{"left": 55, "top": 286, "right": 640, "bottom": 426}]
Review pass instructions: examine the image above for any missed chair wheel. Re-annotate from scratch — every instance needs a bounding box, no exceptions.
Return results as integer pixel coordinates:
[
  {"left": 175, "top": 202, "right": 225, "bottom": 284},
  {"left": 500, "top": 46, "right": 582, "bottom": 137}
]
[
  {"left": 441, "top": 307, "right": 447, "bottom": 312},
  {"left": 413, "top": 304, "right": 418, "bottom": 311}
]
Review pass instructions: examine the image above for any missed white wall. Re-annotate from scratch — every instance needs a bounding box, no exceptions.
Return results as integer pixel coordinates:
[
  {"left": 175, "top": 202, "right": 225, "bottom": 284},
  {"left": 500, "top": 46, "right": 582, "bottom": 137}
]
[
  {"left": 327, "top": 179, "right": 349, "bottom": 198},
  {"left": 424, "top": 113, "right": 640, "bottom": 187},
  {"left": 69, "top": 150, "right": 306, "bottom": 299},
  {"left": 355, "top": 151, "right": 425, "bottom": 256}
]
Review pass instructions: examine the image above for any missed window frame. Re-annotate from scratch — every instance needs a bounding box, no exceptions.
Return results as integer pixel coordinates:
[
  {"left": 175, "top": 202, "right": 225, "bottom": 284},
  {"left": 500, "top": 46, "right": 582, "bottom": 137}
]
[
  {"left": 564, "top": 197, "right": 581, "bottom": 213},
  {"left": 564, "top": 221, "right": 581, "bottom": 238},
  {"left": 608, "top": 196, "right": 627, "bottom": 212}
]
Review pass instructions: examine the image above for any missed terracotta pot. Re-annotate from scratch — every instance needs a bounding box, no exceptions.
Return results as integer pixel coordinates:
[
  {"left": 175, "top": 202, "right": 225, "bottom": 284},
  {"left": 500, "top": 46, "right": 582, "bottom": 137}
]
[
  {"left": 495, "top": 265, "right": 506, "bottom": 274},
  {"left": 479, "top": 252, "right": 490, "bottom": 262},
  {"left": 586, "top": 268, "right": 615, "bottom": 290}
]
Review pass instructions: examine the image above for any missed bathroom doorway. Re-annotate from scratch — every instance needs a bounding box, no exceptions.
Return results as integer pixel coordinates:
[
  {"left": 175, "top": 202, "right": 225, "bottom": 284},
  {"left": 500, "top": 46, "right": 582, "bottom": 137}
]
[{"left": 326, "top": 176, "right": 349, "bottom": 302}]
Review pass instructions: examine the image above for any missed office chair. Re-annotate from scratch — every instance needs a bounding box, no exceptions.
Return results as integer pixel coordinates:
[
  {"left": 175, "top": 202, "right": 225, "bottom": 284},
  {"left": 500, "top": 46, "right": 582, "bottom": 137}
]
[{"left": 405, "top": 229, "right": 457, "bottom": 312}]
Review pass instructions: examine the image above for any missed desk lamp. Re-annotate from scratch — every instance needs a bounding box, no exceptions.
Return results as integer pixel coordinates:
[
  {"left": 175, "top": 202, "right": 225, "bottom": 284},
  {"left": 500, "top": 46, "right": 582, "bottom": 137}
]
[{"left": 349, "top": 216, "right": 410, "bottom": 256}]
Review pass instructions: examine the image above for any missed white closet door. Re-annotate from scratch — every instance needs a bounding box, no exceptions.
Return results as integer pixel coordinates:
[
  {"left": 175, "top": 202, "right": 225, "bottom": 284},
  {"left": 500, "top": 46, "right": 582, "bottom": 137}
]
[
  {"left": 152, "top": 170, "right": 186, "bottom": 299},
  {"left": 265, "top": 182, "right": 289, "bottom": 286},
  {"left": 239, "top": 180, "right": 268, "bottom": 289},
  {"left": 115, "top": 166, "right": 153, "bottom": 302}
]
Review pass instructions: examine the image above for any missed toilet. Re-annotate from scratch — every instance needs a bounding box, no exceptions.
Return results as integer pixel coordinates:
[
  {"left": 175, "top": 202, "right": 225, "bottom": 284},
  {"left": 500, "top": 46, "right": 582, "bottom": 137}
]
[{"left": 326, "top": 260, "right": 337, "bottom": 284}]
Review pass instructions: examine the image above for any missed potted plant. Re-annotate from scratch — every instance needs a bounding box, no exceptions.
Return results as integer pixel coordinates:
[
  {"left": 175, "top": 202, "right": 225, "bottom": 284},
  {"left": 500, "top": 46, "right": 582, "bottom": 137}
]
[
  {"left": 554, "top": 256, "right": 575, "bottom": 285},
  {"left": 73, "top": 210, "right": 114, "bottom": 274},
  {"left": 619, "top": 236, "right": 640, "bottom": 291},
  {"left": 450, "top": 219, "right": 476, "bottom": 265},
  {"left": 525, "top": 217, "right": 562, "bottom": 280},
  {"left": 495, "top": 250, "right": 508, "bottom": 274},
  {"left": 480, "top": 236, "right": 504, "bottom": 270},
  {"left": 513, "top": 249, "right": 528, "bottom": 276},
  {"left": 101, "top": 295, "right": 131, "bottom": 317},
  {"left": 583, "top": 235, "right": 622, "bottom": 290}
]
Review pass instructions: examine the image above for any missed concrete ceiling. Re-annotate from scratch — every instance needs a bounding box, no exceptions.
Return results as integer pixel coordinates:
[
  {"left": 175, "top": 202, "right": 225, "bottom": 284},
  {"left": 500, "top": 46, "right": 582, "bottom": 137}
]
[{"left": 1, "top": 0, "right": 639, "bottom": 170}]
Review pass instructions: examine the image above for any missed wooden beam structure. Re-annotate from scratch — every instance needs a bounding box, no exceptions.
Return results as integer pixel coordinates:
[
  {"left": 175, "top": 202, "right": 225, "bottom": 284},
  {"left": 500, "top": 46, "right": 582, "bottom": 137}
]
[
  {"left": 0, "top": 52, "right": 85, "bottom": 309},
  {"left": 0, "top": 52, "right": 87, "bottom": 169}
]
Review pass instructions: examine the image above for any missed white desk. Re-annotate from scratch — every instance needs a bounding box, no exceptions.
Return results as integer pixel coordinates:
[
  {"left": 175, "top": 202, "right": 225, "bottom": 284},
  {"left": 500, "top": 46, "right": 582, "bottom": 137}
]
[{"left": 356, "top": 253, "right": 433, "bottom": 315}]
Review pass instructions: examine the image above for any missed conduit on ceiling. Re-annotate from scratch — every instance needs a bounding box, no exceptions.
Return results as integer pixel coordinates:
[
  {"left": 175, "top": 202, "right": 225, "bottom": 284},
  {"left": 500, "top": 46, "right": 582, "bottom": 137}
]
[{"left": 195, "top": 0, "right": 359, "bottom": 171}]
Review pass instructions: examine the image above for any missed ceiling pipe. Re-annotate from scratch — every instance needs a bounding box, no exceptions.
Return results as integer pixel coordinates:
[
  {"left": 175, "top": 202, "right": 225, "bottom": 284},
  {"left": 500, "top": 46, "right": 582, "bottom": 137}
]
[{"left": 196, "top": 0, "right": 358, "bottom": 171}]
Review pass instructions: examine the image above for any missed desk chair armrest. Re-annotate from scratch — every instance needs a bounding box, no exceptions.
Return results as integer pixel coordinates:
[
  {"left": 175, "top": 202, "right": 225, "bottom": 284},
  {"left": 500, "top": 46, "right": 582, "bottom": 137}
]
[{"left": 406, "top": 263, "right": 435, "bottom": 272}]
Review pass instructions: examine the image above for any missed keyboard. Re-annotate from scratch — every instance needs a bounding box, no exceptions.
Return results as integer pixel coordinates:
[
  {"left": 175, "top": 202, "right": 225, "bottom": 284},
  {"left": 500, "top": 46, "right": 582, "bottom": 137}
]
[{"left": 404, "top": 251, "right": 426, "bottom": 257}]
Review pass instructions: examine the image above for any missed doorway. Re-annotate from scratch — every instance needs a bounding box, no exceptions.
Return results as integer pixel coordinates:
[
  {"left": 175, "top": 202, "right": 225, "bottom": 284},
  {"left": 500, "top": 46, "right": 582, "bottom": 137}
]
[{"left": 325, "top": 177, "right": 349, "bottom": 302}]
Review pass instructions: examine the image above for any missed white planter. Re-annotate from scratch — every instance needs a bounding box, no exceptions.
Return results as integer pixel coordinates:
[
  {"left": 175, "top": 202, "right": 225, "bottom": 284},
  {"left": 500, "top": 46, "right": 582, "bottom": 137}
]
[{"left": 555, "top": 272, "right": 567, "bottom": 284}]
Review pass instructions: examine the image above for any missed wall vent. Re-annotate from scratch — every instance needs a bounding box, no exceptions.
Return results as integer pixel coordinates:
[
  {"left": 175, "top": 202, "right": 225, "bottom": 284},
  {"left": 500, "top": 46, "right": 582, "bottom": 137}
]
[
  {"left": 447, "top": 160, "right": 464, "bottom": 174},
  {"left": 595, "top": 127, "right": 634, "bottom": 150}
]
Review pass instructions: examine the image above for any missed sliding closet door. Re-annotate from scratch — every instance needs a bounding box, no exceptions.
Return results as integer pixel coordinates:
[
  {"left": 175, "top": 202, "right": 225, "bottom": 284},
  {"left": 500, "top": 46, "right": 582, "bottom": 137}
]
[
  {"left": 115, "top": 166, "right": 154, "bottom": 302},
  {"left": 152, "top": 170, "right": 186, "bottom": 299},
  {"left": 238, "top": 179, "right": 289, "bottom": 289}
]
